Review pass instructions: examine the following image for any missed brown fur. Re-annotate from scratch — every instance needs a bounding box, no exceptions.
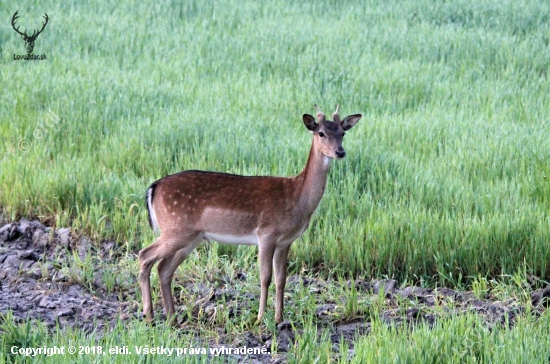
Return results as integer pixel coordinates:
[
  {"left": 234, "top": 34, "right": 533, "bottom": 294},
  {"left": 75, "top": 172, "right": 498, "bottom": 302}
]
[{"left": 139, "top": 106, "right": 361, "bottom": 324}]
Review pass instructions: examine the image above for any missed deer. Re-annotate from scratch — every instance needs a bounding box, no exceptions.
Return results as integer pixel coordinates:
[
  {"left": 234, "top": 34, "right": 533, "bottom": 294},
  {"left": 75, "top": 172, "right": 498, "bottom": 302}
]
[
  {"left": 11, "top": 11, "right": 49, "bottom": 54},
  {"left": 139, "top": 105, "right": 361, "bottom": 324}
]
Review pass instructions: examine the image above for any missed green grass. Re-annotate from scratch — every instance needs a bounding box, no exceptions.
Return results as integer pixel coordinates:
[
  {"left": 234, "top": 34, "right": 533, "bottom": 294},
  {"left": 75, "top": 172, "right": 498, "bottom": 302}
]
[
  {"left": 2, "top": 296, "right": 550, "bottom": 364},
  {"left": 2, "top": 0, "right": 549, "bottom": 282},
  {"left": 1, "top": 0, "right": 550, "bottom": 361},
  {"left": 349, "top": 311, "right": 550, "bottom": 364}
]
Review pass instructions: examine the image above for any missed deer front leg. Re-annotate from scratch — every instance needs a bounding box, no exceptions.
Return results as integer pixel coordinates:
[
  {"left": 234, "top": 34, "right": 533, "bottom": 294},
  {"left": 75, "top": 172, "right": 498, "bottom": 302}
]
[
  {"left": 273, "top": 245, "right": 291, "bottom": 323},
  {"left": 257, "top": 241, "right": 276, "bottom": 323}
]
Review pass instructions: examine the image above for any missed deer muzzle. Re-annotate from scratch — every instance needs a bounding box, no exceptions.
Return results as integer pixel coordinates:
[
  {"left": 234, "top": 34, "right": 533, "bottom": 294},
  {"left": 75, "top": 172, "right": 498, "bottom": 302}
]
[{"left": 335, "top": 147, "right": 346, "bottom": 159}]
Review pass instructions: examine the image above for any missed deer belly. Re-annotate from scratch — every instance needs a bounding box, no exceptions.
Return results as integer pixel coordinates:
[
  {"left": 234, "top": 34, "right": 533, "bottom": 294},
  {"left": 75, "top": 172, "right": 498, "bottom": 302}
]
[{"left": 203, "top": 232, "right": 259, "bottom": 246}]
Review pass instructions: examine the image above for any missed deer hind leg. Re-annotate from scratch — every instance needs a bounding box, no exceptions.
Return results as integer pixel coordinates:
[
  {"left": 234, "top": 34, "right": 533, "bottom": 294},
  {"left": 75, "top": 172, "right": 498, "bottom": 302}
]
[
  {"left": 273, "top": 245, "right": 291, "bottom": 323},
  {"left": 156, "top": 233, "right": 202, "bottom": 323},
  {"left": 257, "top": 240, "right": 276, "bottom": 323},
  {"left": 138, "top": 231, "right": 200, "bottom": 322},
  {"left": 139, "top": 239, "right": 164, "bottom": 321}
]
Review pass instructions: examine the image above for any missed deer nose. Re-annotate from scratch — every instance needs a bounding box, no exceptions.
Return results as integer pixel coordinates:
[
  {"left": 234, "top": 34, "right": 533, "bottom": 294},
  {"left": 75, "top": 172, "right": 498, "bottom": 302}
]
[{"left": 335, "top": 147, "right": 346, "bottom": 158}]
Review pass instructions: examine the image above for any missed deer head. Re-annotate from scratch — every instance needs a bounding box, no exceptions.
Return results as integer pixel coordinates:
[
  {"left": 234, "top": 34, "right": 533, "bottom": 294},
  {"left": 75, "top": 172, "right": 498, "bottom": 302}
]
[
  {"left": 303, "top": 104, "right": 361, "bottom": 159},
  {"left": 11, "top": 11, "right": 49, "bottom": 54}
]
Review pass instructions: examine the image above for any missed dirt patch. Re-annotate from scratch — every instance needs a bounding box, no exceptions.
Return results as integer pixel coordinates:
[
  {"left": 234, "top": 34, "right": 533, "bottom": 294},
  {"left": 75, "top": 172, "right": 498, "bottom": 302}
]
[
  {"left": 0, "top": 219, "right": 135, "bottom": 335},
  {"left": 1, "top": 218, "right": 549, "bottom": 363}
]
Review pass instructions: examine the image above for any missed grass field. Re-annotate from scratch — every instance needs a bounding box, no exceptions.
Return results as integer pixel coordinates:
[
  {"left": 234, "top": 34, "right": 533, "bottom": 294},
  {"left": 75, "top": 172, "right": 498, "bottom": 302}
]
[{"left": 1, "top": 0, "right": 550, "bottom": 362}]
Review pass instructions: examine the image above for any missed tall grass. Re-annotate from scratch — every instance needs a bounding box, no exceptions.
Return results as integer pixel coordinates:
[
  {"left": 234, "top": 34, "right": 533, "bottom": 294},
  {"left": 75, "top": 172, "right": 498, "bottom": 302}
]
[{"left": 1, "top": 0, "right": 549, "bottom": 283}]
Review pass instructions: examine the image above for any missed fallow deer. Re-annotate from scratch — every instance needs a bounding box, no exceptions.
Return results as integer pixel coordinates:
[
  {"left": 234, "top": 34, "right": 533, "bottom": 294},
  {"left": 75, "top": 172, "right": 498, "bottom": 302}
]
[{"left": 139, "top": 105, "right": 361, "bottom": 323}]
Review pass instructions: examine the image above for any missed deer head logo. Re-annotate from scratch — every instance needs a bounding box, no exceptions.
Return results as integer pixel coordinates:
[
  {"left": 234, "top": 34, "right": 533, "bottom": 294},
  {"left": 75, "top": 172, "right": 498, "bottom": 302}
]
[{"left": 11, "top": 11, "right": 49, "bottom": 54}]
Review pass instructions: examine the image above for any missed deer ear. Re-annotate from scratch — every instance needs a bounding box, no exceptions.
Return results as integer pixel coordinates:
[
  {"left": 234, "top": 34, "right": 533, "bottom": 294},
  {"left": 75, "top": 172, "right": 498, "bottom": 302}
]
[
  {"left": 302, "top": 114, "right": 318, "bottom": 131},
  {"left": 341, "top": 114, "right": 362, "bottom": 131}
]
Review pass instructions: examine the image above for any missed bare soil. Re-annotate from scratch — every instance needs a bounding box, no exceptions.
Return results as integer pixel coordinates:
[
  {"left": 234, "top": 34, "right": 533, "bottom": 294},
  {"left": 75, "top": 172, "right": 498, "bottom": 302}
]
[{"left": 1, "top": 217, "right": 549, "bottom": 363}]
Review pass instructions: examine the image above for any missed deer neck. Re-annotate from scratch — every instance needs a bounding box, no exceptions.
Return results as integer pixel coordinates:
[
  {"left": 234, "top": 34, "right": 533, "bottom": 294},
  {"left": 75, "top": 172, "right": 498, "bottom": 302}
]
[{"left": 294, "top": 140, "right": 332, "bottom": 215}]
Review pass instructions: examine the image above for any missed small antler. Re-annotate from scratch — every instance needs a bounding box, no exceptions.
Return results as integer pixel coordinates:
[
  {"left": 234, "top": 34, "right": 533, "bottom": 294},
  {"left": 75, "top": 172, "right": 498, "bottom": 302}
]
[
  {"left": 314, "top": 104, "right": 325, "bottom": 123},
  {"left": 332, "top": 104, "right": 341, "bottom": 123},
  {"left": 29, "top": 13, "right": 49, "bottom": 40},
  {"left": 11, "top": 11, "right": 49, "bottom": 41},
  {"left": 11, "top": 11, "right": 25, "bottom": 37}
]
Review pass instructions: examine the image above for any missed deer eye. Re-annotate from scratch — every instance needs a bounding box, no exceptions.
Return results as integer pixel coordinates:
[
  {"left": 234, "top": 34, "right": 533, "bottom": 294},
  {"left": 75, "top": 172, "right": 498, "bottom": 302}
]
[{"left": 318, "top": 132, "right": 325, "bottom": 138}]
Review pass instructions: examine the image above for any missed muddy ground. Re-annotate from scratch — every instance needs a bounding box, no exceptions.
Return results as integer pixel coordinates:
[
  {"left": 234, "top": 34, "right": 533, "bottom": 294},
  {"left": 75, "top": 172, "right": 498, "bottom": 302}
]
[{"left": 1, "top": 217, "right": 549, "bottom": 363}]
